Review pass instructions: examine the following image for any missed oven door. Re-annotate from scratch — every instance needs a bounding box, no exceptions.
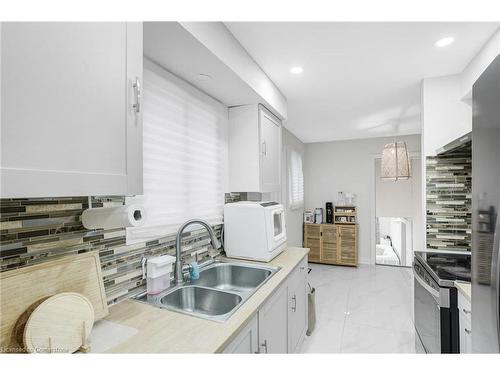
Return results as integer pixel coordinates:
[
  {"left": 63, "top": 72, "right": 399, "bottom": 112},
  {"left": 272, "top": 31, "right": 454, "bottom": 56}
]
[{"left": 414, "top": 268, "right": 441, "bottom": 353}]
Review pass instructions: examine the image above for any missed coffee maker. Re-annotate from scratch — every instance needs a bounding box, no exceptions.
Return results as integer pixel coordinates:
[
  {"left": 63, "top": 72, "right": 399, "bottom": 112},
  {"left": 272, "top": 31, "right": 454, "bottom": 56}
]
[{"left": 326, "top": 202, "right": 333, "bottom": 223}]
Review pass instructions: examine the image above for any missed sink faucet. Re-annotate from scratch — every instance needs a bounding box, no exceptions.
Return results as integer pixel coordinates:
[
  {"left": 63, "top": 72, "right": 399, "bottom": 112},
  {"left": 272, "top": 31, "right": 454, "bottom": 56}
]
[{"left": 175, "top": 219, "right": 221, "bottom": 286}]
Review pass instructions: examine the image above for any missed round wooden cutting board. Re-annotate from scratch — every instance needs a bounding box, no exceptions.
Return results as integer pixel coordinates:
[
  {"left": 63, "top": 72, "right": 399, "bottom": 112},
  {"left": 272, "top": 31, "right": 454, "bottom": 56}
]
[{"left": 23, "top": 292, "right": 95, "bottom": 353}]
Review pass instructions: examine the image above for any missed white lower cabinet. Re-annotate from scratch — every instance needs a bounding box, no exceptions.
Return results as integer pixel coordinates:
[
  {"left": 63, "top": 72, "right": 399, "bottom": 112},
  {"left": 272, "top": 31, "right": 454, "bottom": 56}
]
[
  {"left": 287, "top": 257, "right": 308, "bottom": 353},
  {"left": 258, "top": 284, "right": 289, "bottom": 353},
  {"left": 222, "top": 315, "right": 259, "bottom": 353},
  {"left": 222, "top": 255, "right": 308, "bottom": 354},
  {"left": 458, "top": 291, "right": 472, "bottom": 353}
]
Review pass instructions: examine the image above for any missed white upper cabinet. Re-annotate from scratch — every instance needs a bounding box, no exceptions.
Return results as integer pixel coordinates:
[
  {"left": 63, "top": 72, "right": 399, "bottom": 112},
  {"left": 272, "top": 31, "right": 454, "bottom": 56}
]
[
  {"left": 228, "top": 104, "right": 282, "bottom": 193},
  {"left": 0, "top": 22, "right": 143, "bottom": 198}
]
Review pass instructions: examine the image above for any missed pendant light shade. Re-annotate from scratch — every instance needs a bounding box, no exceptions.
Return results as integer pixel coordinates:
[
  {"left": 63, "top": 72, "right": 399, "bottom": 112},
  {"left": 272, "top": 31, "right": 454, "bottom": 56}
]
[{"left": 381, "top": 141, "right": 411, "bottom": 181}]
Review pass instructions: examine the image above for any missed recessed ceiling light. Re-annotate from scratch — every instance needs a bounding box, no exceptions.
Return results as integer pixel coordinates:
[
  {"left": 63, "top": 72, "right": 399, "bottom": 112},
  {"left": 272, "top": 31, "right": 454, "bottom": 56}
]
[
  {"left": 290, "top": 66, "right": 303, "bottom": 74},
  {"left": 435, "top": 36, "right": 455, "bottom": 48},
  {"left": 193, "top": 73, "right": 212, "bottom": 83}
]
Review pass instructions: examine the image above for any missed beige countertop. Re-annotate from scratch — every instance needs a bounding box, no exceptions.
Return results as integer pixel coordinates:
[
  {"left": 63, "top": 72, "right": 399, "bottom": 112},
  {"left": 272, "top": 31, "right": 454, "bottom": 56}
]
[
  {"left": 455, "top": 281, "right": 471, "bottom": 303},
  {"left": 93, "top": 247, "right": 309, "bottom": 353}
]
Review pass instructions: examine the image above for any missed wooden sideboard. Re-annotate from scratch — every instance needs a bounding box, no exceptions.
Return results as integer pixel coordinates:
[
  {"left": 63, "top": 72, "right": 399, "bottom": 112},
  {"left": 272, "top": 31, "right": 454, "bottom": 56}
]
[{"left": 303, "top": 223, "right": 357, "bottom": 266}]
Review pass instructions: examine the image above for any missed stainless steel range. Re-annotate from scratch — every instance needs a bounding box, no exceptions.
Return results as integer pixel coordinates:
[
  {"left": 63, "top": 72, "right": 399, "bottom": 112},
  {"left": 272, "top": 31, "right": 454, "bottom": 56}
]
[{"left": 413, "top": 251, "right": 471, "bottom": 353}]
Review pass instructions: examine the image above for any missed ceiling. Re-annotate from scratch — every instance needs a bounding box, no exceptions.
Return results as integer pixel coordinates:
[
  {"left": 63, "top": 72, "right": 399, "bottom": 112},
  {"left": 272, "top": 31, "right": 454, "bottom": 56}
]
[
  {"left": 225, "top": 22, "right": 500, "bottom": 143},
  {"left": 144, "top": 22, "right": 261, "bottom": 107}
]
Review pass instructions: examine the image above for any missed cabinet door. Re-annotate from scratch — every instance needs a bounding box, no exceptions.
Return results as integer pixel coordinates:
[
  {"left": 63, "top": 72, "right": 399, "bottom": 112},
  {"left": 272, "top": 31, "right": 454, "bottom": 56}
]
[
  {"left": 459, "top": 308, "right": 472, "bottom": 353},
  {"left": 1, "top": 22, "right": 143, "bottom": 197},
  {"left": 259, "top": 106, "right": 281, "bottom": 192},
  {"left": 288, "top": 257, "right": 308, "bottom": 353},
  {"left": 321, "top": 225, "right": 338, "bottom": 264},
  {"left": 458, "top": 293, "right": 472, "bottom": 353},
  {"left": 223, "top": 315, "right": 259, "bottom": 354},
  {"left": 258, "top": 284, "right": 288, "bottom": 353},
  {"left": 339, "top": 225, "right": 357, "bottom": 265},
  {"left": 304, "top": 224, "right": 321, "bottom": 262}
]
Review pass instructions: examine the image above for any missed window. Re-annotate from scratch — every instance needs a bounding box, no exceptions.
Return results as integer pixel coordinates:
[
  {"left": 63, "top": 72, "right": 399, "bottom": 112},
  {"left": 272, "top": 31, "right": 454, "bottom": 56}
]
[
  {"left": 288, "top": 149, "right": 304, "bottom": 210},
  {"left": 127, "top": 60, "right": 227, "bottom": 244}
]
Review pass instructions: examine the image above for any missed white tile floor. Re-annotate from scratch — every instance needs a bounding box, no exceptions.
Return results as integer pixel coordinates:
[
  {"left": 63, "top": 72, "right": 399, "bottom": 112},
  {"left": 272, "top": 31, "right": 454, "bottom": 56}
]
[{"left": 300, "top": 262, "right": 423, "bottom": 353}]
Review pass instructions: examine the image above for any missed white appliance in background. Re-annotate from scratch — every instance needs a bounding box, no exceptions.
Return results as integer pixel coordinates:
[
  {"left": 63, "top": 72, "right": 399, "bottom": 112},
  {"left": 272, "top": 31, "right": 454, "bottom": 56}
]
[{"left": 224, "top": 201, "right": 287, "bottom": 262}]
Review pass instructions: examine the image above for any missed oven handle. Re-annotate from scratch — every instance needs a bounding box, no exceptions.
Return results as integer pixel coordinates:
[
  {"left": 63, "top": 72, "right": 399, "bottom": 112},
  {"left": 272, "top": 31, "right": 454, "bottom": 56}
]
[{"left": 414, "top": 270, "right": 440, "bottom": 302}]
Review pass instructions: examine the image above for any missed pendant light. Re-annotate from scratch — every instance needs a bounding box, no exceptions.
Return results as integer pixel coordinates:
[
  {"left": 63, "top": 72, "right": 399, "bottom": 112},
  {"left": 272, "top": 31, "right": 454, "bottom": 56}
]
[{"left": 381, "top": 140, "right": 411, "bottom": 181}]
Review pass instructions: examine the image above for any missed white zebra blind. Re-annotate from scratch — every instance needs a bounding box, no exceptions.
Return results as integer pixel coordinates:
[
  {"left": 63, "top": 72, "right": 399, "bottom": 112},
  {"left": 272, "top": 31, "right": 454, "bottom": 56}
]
[
  {"left": 127, "top": 60, "right": 228, "bottom": 244},
  {"left": 288, "top": 149, "right": 304, "bottom": 210}
]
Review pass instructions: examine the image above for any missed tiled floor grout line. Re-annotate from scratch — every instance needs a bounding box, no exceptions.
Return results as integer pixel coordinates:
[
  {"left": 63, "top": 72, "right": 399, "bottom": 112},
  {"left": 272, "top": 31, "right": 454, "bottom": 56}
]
[
  {"left": 303, "top": 263, "right": 417, "bottom": 353},
  {"left": 338, "top": 271, "right": 355, "bottom": 352}
]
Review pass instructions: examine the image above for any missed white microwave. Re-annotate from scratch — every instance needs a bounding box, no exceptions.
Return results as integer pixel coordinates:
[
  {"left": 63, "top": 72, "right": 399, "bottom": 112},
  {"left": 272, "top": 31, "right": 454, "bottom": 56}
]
[{"left": 223, "top": 201, "right": 287, "bottom": 262}]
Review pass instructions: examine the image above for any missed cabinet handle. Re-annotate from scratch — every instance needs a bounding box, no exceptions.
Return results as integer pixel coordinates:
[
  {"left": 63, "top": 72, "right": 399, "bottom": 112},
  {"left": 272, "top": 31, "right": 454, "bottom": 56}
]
[
  {"left": 465, "top": 328, "right": 471, "bottom": 335},
  {"left": 260, "top": 339, "right": 268, "bottom": 353},
  {"left": 262, "top": 141, "right": 267, "bottom": 155},
  {"left": 292, "top": 294, "right": 297, "bottom": 312},
  {"left": 462, "top": 308, "right": 471, "bottom": 315},
  {"left": 132, "top": 77, "right": 142, "bottom": 113}
]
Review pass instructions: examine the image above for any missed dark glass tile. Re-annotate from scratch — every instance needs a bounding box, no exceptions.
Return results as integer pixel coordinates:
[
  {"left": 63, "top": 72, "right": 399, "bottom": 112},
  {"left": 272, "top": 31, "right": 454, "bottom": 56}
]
[
  {"left": 1, "top": 233, "right": 17, "bottom": 242},
  {"left": 0, "top": 201, "right": 20, "bottom": 208},
  {"left": 0, "top": 206, "right": 25, "bottom": 214},
  {"left": 146, "top": 239, "right": 159, "bottom": 247},
  {"left": 22, "top": 199, "right": 60, "bottom": 206},
  {"left": 15, "top": 214, "right": 50, "bottom": 221},
  {"left": 48, "top": 210, "right": 84, "bottom": 219},
  {"left": 83, "top": 234, "right": 104, "bottom": 243},
  {"left": 17, "top": 229, "right": 50, "bottom": 239},
  {"left": 99, "top": 249, "right": 114, "bottom": 257},
  {"left": 0, "top": 247, "right": 27, "bottom": 258}
]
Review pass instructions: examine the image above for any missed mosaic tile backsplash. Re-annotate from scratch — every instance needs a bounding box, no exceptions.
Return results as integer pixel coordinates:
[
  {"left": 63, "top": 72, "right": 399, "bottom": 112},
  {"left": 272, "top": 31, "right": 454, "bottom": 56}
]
[
  {"left": 426, "top": 142, "right": 472, "bottom": 252},
  {"left": 0, "top": 196, "right": 222, "bottom": 305}
]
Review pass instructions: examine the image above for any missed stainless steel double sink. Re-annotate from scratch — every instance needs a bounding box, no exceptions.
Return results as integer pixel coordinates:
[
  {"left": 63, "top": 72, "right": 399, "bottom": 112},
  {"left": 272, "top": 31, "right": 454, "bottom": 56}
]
[{"left": 135, "top": 261, "right": 280, "bottom": 322}]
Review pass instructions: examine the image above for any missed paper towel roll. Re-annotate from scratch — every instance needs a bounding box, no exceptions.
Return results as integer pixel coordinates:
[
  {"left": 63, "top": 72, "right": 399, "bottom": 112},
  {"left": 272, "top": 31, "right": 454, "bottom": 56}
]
[{"left": 82, "top": 205, "right": 146, "bottom": 230}]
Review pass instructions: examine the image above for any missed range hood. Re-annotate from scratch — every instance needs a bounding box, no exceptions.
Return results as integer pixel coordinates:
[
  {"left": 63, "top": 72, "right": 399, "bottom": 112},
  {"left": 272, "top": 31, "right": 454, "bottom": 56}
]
[{"left": 436, "top": 132, "right": 472, "bottom": 155}]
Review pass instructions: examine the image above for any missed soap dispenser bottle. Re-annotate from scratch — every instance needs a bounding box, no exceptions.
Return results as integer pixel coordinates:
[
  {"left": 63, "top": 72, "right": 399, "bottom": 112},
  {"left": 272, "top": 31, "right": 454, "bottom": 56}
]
[{"left": 145, "top": 255, "right": 176, "bottom": 295}]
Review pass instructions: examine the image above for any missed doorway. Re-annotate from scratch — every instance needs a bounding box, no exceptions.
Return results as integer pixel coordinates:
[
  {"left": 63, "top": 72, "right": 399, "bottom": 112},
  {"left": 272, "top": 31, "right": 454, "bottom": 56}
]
[{"left": 374, "top": 157, "right": 422, "bottom": 267}]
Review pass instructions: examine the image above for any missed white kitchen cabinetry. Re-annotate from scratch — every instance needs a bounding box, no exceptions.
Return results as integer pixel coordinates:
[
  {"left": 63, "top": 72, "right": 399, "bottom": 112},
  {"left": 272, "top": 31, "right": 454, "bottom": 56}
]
[
  {"left": 287, "top": 257, "right": 308, "bottom": 353},
  {"left": 228, "top": 104, "right": 282, "bottom": 193},
  {"left": 1, "top": 22, "right": 143, "bottom": 198},
  {"left": 458, "top": 289, "right": 472, "bottom": 353},
  {"left": 422, "top": 75, "right": 472, "bottom": 157},
  {"left": 222, "top": 315, "right": 259, "bottom": 353},
  {"left": 222, "top": 255, "right": 308, "bottom": 354},
  {"left": 258, "top": 283, "right": 289, "bottom": 353}
]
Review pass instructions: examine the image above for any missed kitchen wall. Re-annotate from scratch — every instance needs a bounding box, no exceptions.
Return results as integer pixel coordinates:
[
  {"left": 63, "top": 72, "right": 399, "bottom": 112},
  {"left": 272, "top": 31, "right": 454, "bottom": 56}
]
[
  {"left": 460, "top": 27, "right": 500, "bottom": 97},
  {"left": 0, "top": 196, "right": 222, "bottom": 305},
  {"left": 426, "top": 142, "right": 472, "bottom": 252},
  {"left": 304, "top": 134, "right": 421, "bottom": 264},
  {"left": 281, "top": 128, "right": 306, "bottom": 247}
]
